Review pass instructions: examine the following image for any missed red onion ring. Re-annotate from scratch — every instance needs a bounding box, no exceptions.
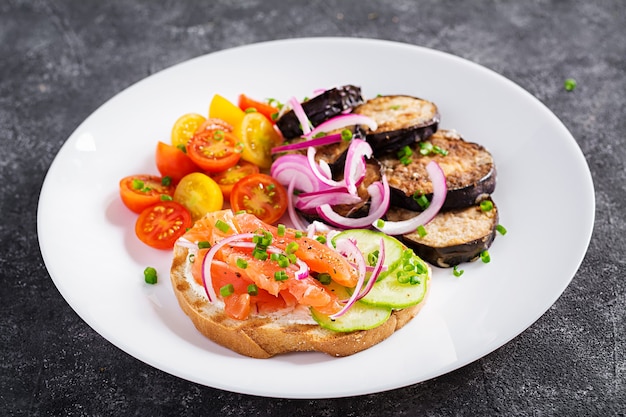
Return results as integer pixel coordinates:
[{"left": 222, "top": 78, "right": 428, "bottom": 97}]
[
  {"left": 271, "top": 133, "right": 342, "bottom": 154},
  {"left": 288, "top": 96, "right": 312, "bottom": 135},
  {"left": 304, "top": 114, "right": 377, "bottom": 139},
  {"left": 287, "top": 178, "right": 310, "bottom": 231},
  {"left": 343, "top": 139, "right": 372, "bottom": 195},
  {"left": 316, "top": 176, "right": 391, "bottom": 229},
  {"left": 330, "top": 238, "right": 367, "bottom": 319},
  {"left": 373, "top": 161, "right": 447, "bottom": 235}
]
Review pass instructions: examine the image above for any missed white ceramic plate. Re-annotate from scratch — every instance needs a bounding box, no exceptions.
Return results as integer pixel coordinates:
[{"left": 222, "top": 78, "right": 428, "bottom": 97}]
[{"left": 38, "top": 38, "right": 594, "bottom": 399}]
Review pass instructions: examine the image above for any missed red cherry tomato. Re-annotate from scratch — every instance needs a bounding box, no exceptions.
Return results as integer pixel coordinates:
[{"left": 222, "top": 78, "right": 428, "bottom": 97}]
[
  {"left": 230, "top": 173, "right": 288, "bottom": 224},
  {"left": 238, "top": 94, "right": 280, "bottom": 123},
  {"left": 119, "top": 174, "right": 175, "bottom": 214},
  {"left": 186, "top": 129, "right": 242, "bottom": 173},
  {"left": 134, "top": 201, "right": 192, "bottom": 249},
  {"left": 155, "top": 141, "right": 199, "bottom": 182}
]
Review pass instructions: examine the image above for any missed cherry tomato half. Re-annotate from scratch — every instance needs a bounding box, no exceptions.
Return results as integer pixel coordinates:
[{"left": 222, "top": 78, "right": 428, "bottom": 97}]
[
  {"left": 171, "top": 113, "right": 207, "bottom": 148},
  {"left": 211, "top": 160, "right": 260, "bottom": 200},
  {"left": 119, "top": 174, "right": 175, "bottom": 214},
  {"left": 135, "top": 201, "right": 192, "bottom": 249},
  {"left": 238, "top": 94, "right": 280, "bottom": 122},
  {"left": 230, "top": 173, "right": 288, "bottom": 224},
  {"left": 155, "top": 141, "right": 199, "bottom": 183},
  {"left": 173, "top": 172, "right": 224, "bottom": 222},
  {"left": 186, "top": 129, "right": 243, "bottom": 173},
  {"left": 237, "top": 112, "right": 283, "bottom": 169},
  {"left": 195, "top": 117, "right": 233, "bottom": 134}
]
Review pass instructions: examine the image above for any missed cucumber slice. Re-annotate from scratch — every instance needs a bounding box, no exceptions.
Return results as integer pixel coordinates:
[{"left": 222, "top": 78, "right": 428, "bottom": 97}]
[
  {"left": 310, "top": 281, "right": 391, "bottom": 332},
  {"left": 333, "top": 229, "right": 430, "bottom": 309},
  {"left": 332, "top": 229, "right": 405, "bottom": 280},
  {"left": 360, "top": 252, "right": 429, "bottom": 309}
]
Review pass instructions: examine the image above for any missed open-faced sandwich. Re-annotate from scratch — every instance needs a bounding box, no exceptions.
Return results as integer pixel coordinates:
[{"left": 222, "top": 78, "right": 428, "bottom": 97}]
[{"left": 170, "top": 209, "right": 430, "bottom": 358}]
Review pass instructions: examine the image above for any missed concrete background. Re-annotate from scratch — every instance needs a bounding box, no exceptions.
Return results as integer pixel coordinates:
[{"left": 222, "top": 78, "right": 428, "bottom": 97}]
[{"left": 1, "top": 1, "right": 624, "bottom": 415}]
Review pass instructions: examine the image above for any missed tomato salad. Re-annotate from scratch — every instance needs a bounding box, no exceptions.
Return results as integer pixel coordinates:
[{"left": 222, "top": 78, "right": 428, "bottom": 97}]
[{"left": 119, "top": 93, "right": 286, "bottom": 250}]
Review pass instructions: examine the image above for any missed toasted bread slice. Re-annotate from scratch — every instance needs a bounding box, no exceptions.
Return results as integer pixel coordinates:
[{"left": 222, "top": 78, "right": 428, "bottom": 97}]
[{"left": 170, "top": 245, "right": 429, "bottom": 358}]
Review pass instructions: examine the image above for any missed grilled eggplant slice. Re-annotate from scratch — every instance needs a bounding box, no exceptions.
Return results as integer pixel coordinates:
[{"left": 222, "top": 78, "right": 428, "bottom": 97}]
[
  {"left": 276, "top": 85, "right": 364, "bottom": 139},
  {"left": 385, "top": 200, "right": 499, "bottom": 267},
  {"left": 379, "top": 129, "right": 496, "bottom": 211},
  {"left": 352, "top": 95, "right": 439, "bottom": 156}
]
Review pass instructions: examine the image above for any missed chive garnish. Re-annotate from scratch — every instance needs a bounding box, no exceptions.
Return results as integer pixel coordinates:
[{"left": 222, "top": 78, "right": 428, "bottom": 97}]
[{"left": 143, "top": 266, "right": 157, "bottom": 284}]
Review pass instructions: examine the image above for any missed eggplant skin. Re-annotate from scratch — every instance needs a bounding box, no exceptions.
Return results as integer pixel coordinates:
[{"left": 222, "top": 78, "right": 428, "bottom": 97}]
[
  {"left": 379, "top": 129, "right": 496, "bottom": 211},
  {"left": 385, "top": 200, "right": 499, "bottom": 267},
  {"left": 276, "top": 85, "right": 364, "bottom": 139},
  {"left": 352, "top": 95, "right": 440, "bottom": 156}
]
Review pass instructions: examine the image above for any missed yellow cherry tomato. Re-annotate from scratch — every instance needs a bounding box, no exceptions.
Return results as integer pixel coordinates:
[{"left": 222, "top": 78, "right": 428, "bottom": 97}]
[
  {"left": 173, "top": 172, "right": 223, "bottom": 222},
  {"left": 209, "top": 94, "right": 245, "bottom": 130},
  {"left": 171, "top": 113, "right": 207, "bottom": 148},
  {"left": 237, "top": 111, "right": 283, "bottom": 169}
]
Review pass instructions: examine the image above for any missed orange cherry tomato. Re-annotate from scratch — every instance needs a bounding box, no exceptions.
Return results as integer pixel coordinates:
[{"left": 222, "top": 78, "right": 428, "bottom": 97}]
[
  {"left": 119, "top": 174, "right": 175, "bottom": 214},
  {"left": 230, "top": 173, "right": 288, "bottom": 224},
  {"left": 210, "top": 160, "right": 260, "bottom": 200},
  {"left": 155, "top": 141, "right": 199, "bottom": 183},
  {"left": 238, "top": 94, "right": 280, "bottom": 123},
  {"left": 134, "top": 201, "right": 192, "bottom": 249},
  {"left": 186, "top": 129, "right": 243, "bottom": 173}
]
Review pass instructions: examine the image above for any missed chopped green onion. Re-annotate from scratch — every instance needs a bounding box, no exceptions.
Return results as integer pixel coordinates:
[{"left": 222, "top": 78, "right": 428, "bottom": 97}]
[
  {"left": 376, "top": 219, "right": 385, "bottom": 228},
  {"left": 236, "top": 258, "right": 248, "bottom": 269},
  {"left": 277, "top": 255, "right": 290, "bottom": 268},
  {"left": 480, "top": 200, "right": 494, "bottom": 212},
  {"left": 253, "top": 248, "right": 268, "bottom": 261},
  {"left": 287, "top": 254, "right": 297, "bottom": 264},
  {"left": 274, "top": 271, "right": 288, "bottom": 281},
  {"left": 397, "top": 145, "right": 413, "bottom": 158},
  {"left": 213, "top": 130, "right": 224, "bottom": 141},
  {"left": 132, "top": 179, "right": 144, "bottom": 190},
  {"left": 215, "top": 219, "right": 230, "bottom": 233},
  {"left": 247, "top": 284, "right": 258, "bottom": 296},
  {"left": 396, "top": 271, "right": 410, "bottom": 284},
  {"left": 389, "top": 105, "right": 401, "bottom": 110},
  {"left": 453, "top": 265, "right": 464, "bottom": 277},
  {"left": 409, "top": 275, "right": 421, "bottom": 285},
  {"left": 160, "top": 194, "right": 173, "bottom": 201},
  {"left": 367, "top": 250, "right": 379, "bottom": 267},
  {"left": 277, "top": 224, "right": 286, "bottom": 236},
  {"left": 177, "top": 144, "right": 187, "bottom": 153},
  {"left": 286, "top": 241, "right": 299, "bottom": 254},
  {"left": 271, "top": 112, "right": 279, "bottom": 121},
  {"left": 416, "top": 225, "right": 427, "bottom": 238},
  {"left": 496, "top": 224, "right": 508, "bottom": 235},
  {"left": 315, "top": 235, "right": 327, "bottom": 244},
  {"left": 399, "top": 155, "right": 412, "bottom": 165},
  {"left": 341, "top": 129, "right": 353, "bottom": 141},
  {"left": 220, "top": 283, "right": 234, "bottom": 297},
  {"left": 270, "top": 252, "right": 280, "bottom": 262},
  {"left": 197, "top": 241, "right": 211, "bottom": 249},
  {"left": 317, "top": 273, "right": 331, "bottom": 285},
  {"left": 564, "top": 78, "right": 577, "bottom": 91},
  {"left": 413, "top": 193, "right": 430, "bottom": 209},
  {"left": 294, "top": 231, "right": 303, "bottom": 238},
  {"left": 143, "top": 267, "right": 157, "bottom": 284},
  {"left": 480, "top": 250, "right": 491, "bottom": 263},
  {"left": 419, "top": 141, "right": 433, "bottom": 155},
  {"left": 433, "top": 145, "right": 448, "bottom": 156},
  {"left": 188, "top": 253, "right": 195, "bottom": 263},
  {"left": 161, "top": 176, "right": 172, "bottom": 186},
  {"left": 244, "top": 107, "right": 257, "bottom": 113}
]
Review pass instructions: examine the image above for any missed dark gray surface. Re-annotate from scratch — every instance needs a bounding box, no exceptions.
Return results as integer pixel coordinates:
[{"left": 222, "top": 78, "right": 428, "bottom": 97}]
[{"left": 1, "top": 1, "right": 624, "bottom": 415}]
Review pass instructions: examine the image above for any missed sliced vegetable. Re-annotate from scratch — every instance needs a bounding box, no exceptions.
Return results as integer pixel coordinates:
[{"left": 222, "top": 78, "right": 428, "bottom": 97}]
[
  {"left": 155, "top": 141, "right": 199, "bottom": 182},
  {"left": 186, "top": 129, "right": 242, "bottom": 173},
  {"left": 238, "top": 94, "right": 280, "bottom": 122},
  {"left": 119, "top": 174, "right": 175, "bottom": 214},
  {"left": 135, "top": 201, "right": 192, "bottom": 249},
  {"left": 237, "top": 111, "right": 282, "bottom": 169},
  {"left": 208, "top": 94, "right": 245, "bottom": 130},
  {"left": 230, "top": 173, "right": 288, "bottom": 224},
  {"left": 173, "top": 172, "right": 223, "bottom": 222},
  {"left": 171, "top": 113, "right": 207, "bottom": 148},
  {"left": 210, "top": 160, "right": 260, "bottom": 199}
]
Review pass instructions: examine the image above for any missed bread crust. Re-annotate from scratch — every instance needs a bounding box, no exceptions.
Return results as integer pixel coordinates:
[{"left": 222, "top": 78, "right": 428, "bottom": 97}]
[{"left": 170, "top": 245, "right": 429, "bottom": 358}]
